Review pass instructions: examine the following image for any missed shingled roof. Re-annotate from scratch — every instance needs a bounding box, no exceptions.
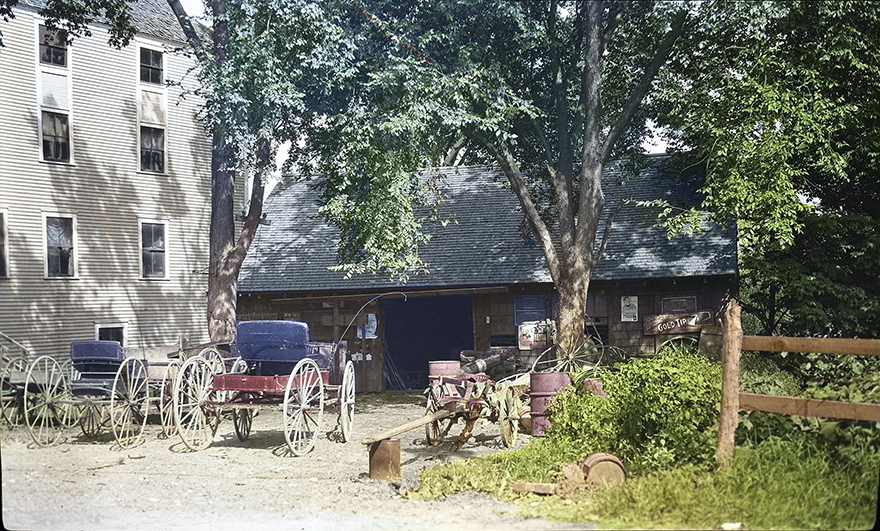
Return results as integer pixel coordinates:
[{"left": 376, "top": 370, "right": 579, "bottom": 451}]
[
  {"left": 18, "top": 0, "right": 194, "bottom": 44},
  {"left": 239, "top": 156, "right": 737, "bottom": 293}
]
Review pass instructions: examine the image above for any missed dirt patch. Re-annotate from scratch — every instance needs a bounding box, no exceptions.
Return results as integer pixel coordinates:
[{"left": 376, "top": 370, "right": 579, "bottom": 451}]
[{"left": 1, "top": 392, "right": 595, "bottom": 530}]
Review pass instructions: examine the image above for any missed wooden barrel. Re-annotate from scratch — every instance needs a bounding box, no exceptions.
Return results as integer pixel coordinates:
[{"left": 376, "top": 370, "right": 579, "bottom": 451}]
[
  {"left": 579, "top": 452, "right": 626, "bottom": 487},
  {"left": 428, "top": 360, "right": 460, "bottom": 385},
  {"left": 529, "top": 371, "right": 571, "bottom": 436}
]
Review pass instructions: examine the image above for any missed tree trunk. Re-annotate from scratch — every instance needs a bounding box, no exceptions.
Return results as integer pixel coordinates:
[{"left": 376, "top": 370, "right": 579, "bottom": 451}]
[
  {"left": 554, "top": 257, "right": 591, "bottom": 354},
  {"left": 207, "top": 130, "right": 238, "bottom": 342}
]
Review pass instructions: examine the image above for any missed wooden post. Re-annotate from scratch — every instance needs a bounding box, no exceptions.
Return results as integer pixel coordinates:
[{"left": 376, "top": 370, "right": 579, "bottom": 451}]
[{"left": 716, "top": 299, "right": 742, "bottom": 467}]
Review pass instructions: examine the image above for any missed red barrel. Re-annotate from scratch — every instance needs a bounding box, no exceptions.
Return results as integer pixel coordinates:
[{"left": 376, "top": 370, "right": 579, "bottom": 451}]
[
  {"left": 428, "top": 360, "right": 460, "bottom": 385},
  {"left": 529, "top": 371, "right": 571, "bottom": 436}
]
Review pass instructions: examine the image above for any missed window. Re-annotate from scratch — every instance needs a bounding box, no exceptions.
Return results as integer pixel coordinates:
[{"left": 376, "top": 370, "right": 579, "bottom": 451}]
[
  {"left": 0, "top": 210, "right": 8, "bottom": 278},
  {"left": 140, "top": 221, "right": 167, "bottom": 278},
  {"left": 140, "top": 127, "right": 165, "bottom": 172},
  {"left": 41, "top": 111, "right": 70, "bottom": 162},
  {"left": 39, "top": 25, "right": 67, "bottom": 67},
  {"left": 140, "top": 48, "right": 163, "bottom": 84},
  {"left": 46, "top": 215, "right": 75, "bottom": 277},
  {"left": 95, "top": 324, "right": 126, "bottom": 347}
]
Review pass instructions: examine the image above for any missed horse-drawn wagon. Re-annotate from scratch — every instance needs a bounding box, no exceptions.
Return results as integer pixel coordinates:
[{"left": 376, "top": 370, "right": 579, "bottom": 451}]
[{"left": 172, "top": 320, "right": 355, "bottom": 456}]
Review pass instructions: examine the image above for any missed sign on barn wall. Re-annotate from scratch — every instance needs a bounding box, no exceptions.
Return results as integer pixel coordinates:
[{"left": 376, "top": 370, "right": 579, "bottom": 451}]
[{"left": 643, "top": 310, "right": 714, "bottom": 335}]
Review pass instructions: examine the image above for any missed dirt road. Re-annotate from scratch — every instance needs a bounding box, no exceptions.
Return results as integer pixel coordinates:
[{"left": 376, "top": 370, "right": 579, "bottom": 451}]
[{"left": 1, "top": 392, "right": 595, "bottom": 531}]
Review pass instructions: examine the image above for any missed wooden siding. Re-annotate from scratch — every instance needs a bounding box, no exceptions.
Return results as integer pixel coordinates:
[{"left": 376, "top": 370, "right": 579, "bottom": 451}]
[{"left": 0, "top": 9, "right": 212, "bottom": 358}]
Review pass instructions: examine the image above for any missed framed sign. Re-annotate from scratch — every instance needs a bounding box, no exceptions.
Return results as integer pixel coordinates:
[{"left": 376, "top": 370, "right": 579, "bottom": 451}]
[
  {"left": 661, "top": 296, "right": 697, "bottom": 314},
  {"left": 621, "top": 296, "right": 638, "bottom": 322},
  {"left": 643, "top": 310, "right": 714, "bottom": 335}
]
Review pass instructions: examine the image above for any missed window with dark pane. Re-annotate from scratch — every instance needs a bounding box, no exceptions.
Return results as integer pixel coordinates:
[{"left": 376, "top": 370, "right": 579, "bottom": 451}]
[
  {"left": 140, "top": 126, "right": 164, "bottom": 172},
  {"left": 98, "top": 326, "right": 124, "bottom": 345},
  {"left": 0, "top": 212, "right": 7, "bottom": 278},
  {"left": 46, "top": 216, "right": 74, "bottom": 277},
  {"left": 140, "top": 48, "right": 163, "bottom": 84},
  {"left": 42, "top": 111, "right": 70, "bottom": 162},
  {"left": 39, "top": 25, "right": 67, "bottom": 66},
  {"left": 141, "top": 222, "right": 165, "bottom": 278}
]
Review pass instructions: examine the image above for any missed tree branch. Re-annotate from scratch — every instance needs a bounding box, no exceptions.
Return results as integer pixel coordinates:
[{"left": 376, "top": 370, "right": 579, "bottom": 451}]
[
  {"left": 471, "top": 131, "right": 561, "bottom": 282},
  {"left": 166, "top": 0, "right": 208, "bottom": 63},
  {"left": 442, "top": 135, "right": 467, "bottom": 166},
  {"left": 592, "top": 199, "right": 622, "bottom": 266},
  {"left": 600, "top": 8, "right": 687, "bottom": 164}
]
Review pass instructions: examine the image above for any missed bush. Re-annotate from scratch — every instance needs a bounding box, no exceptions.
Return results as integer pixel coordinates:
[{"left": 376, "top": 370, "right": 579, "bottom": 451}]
[{"left": 546, "top": 346, "right": 721, "bottom": 473}]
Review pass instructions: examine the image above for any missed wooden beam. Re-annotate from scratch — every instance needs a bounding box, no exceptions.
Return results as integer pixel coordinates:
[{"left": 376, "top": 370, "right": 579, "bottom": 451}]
[
  {"left": 361, "top": 409, "right": 455, "bottom": 445},
  {"left": 742, "top": 336, "right": 880, "bottom": 356},
  {"left": 271, "top": 286, "right": 509, "bottom": 303},
  {"left": 740, "top": 393, "right": 880, "bottom": 422}
]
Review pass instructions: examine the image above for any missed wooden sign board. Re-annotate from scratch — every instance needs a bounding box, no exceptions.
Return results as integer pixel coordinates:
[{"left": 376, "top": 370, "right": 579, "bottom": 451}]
[{"left": 643, "top": 310, "right": 714, "bottom": 335}]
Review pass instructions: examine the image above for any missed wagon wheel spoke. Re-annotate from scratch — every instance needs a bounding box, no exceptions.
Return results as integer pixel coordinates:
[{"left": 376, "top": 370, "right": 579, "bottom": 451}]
[
  {"left": 1, "top": 357, "right": 30, "bottom": 426},
  {"left": 233, "top": 408, "right": 253, "bottom": 442},
  {"left": 498, "top": 387, "right": 519, "bottom": 448},
  {"left": 425, "top": 382, "right": 453, "bottom": 446},
  {"left": 338, "top": 361, "right": 355, "bottom": 442},
  {"left": 24, "top": 356, "right": 68, "bottom": 447},
  {"left": 284, "top": 358, "right": 324, "bottom": 457},
  {"left": 78, "top": 401, "right": 106, "bottom": 439},
  {"left": 110, "top": 357, "right": 149, "bottom": 449},
  {"left": 159, "top": 360, "right": 181, "bottom": 439},
  {"left": 173, "top": 356, "right": 218, "bottom": 451}
]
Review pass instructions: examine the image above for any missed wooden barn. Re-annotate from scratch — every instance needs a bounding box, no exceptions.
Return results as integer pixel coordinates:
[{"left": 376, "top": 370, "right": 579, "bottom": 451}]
[{"left": 237, "top": 156, "right": 737, "bottom": 391}]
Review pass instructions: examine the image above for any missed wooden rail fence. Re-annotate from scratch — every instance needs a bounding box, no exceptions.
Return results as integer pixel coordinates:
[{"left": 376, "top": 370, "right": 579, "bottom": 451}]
[{"left": 715, "top": 300, "right": 880, "bottom": 466}]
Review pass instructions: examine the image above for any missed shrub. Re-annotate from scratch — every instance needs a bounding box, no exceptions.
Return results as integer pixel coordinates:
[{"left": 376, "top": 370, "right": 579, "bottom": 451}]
[{"left": 546, "top": 346, "right": 722, "bottom": 473}]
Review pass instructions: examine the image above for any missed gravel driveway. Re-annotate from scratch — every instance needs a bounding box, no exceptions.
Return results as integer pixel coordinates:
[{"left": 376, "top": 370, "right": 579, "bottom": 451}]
[{"left": 1, "top": 391, "right": 595, "bottom": 530}]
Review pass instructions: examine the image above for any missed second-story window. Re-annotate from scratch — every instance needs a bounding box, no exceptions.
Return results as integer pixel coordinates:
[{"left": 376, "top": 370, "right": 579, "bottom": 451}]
[
  {"left": 41, "top": 111, "right": 70, "bottom": 162},
  {"left": 39, "top": 25, "right": 67, "bottom": 67},
  {"left": 140, "top": 221, "right": 166, "bottom": 278},
  {"left": 46, "top": 215, "right": 75, "bottom": 277},
  {"left": 140, "top": 126, "right": 165, "bottom": 172},
  {"left": 140, "top": 48, "right": 163, "bottom": 84}
]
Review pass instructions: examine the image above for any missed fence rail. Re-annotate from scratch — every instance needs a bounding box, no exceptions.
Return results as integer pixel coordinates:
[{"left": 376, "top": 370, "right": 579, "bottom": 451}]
[{"left": 716, "top": 300, "right": 880, "bottom": 467}]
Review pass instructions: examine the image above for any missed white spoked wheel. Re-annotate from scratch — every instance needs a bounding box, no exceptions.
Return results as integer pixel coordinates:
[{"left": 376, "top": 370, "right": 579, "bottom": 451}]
[
  {"left": 1, "top": 357, "right": 30, "bottom": 426},
  {"left": 23, "top": 356, "right": 71, "bottom": 447},
  {"left": 78, "top": 400, "right": 107, "bottom": 439},
  {"left": 159, "top": 360, "right": 182, "bottom": 438},
  {"left": 199, "top": 347, "right": 229, "bottom": 401},
  {"left": 173, "top": 356, "right": 220, "bottom": 451},
  {"left": 109, "top": 357, "right": 150, "bottom": 449},
  {"left": 283, "top": 358, "right": 324, "bottom": 457},
  {"left": 339, "top": 360, "right": 355, "bottom": 443}
]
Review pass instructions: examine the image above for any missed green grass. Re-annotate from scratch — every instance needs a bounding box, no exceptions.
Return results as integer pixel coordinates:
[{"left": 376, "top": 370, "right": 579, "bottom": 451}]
[{"left": 407, "top": 436, "right": 880, "bottom": 529}]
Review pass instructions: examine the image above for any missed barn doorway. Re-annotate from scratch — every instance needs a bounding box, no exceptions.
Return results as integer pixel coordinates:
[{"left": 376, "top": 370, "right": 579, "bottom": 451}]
[{"left": 383, "top": 294, "right": 474, "bottom": 390}]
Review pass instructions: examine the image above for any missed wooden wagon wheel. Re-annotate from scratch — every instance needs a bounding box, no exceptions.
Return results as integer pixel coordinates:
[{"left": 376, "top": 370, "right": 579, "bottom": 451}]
[
  {"left": 338, "top": 360, "right": 356, "bottom": 442},
  {"left": 233, "top": 408, "right": 253, "bottom": 442},
  {"left": 425, "top": 382, "right": 454, "bottom": 446},
  {"left": 159, "top": 360, "right": 182, "bottom": 438},
  {"left": 109, "top": 357, "right": 150, "bottom": 449},
  {"left": 23, "top": 356, "right": 71, "bottom": 447},
  {"left": 199, "top": 347, "right": 230, "bottom": 402},
  {"left": 283, "top": 358, "right": 324, "bottom": 456},
  {"left": 498, "top": 387, "right": 520, "bottom": 448},
  {"left": 173, "top": 356, "right": 220, "bottom": 451},
  {"left": 76, "top": 400, "right": 107, "bottom": 439},
  {"left": 1, "top": 356, "right": 30, "bottom": 426},
  {"left": 228, "top": 357, "right": 253, "bottom": 442}
]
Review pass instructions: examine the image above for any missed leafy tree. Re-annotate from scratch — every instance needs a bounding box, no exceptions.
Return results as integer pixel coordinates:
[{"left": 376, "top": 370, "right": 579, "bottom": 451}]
[
  {"left": 1, "top": 0, "right": 352, "bottom": 341},
  {"left": 652, "top": 1, "right": 880, "bottom": 339},
  {"left": 305, "top": 0, "right": 690, "bottom": 353}
]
